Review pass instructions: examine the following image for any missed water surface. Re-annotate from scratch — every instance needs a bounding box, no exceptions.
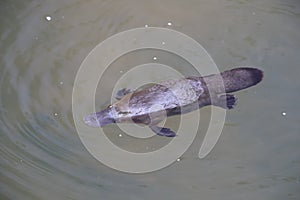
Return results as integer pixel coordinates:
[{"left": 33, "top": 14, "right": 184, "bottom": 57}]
[{"left": 1, "top": 0, "right": 300, "bottom": 199}]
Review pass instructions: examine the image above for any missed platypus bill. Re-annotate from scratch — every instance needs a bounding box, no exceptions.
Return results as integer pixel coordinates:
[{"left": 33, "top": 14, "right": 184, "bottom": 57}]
[{"left": 84, "top": 67, "right": 263, "bottom": 137}]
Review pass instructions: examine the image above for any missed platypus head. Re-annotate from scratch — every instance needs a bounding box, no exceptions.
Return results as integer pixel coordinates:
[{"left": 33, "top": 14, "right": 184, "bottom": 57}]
[{"left": 83, "top": 107, "right": 115, "bottom": 127}]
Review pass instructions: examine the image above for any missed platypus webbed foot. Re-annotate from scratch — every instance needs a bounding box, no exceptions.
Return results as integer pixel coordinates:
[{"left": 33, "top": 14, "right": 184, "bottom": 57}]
[
  {"left": 150, "top": 126, "right": 176, "bottom": 137},
  {"left": 214, "top": 94, "right": 237, "bottom": 109},
  {"left": 225, "top": 94, "right": 237, "bottom": 109},
  {"left": 114, "top": 88, "right": 132, "bottom": 100}
]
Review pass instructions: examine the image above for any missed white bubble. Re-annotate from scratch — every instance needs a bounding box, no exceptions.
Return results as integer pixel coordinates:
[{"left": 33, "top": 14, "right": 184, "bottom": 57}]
[
  {"left": 54, "top": 113, "right": 58, "bottom": 116},
  {"left": 167, "top": 22, "right": 172, "bottom": 26},
  {"left": 176, "top": 158, "right": 181, "bottom": 162},
  {"left": 59, "top": 81, "right": 64, "bottom": 85},
  {"left": 144, "top": 24, "right": 148, "bottom": 28},
  {"left": 153, "top": 56, "right": 158, "bottom": 60},
  {"left": 118, "top": 134, "right": 123, "bottom": 137},
  {"left": 281, "top": 112, "right": 287, "bottom": 116},
  {"left": 45, "top": 16, "right": 52, "bottom": 21},
  {"left": 162, "top": 41, "right": 166, "bottom": 45}
]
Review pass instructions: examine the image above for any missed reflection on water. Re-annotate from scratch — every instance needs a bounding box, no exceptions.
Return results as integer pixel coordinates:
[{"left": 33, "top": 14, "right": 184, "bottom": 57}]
[{"left": 1, "top": 0, "right": 299, "bottom": 199}]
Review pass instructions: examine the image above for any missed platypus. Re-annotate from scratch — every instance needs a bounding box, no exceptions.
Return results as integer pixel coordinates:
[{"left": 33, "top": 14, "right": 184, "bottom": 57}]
[{"left": 84, "top": 67, "right": 263, "bottom": 137}]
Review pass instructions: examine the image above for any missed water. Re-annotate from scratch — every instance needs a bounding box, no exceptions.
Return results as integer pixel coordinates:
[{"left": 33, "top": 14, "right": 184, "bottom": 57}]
[{"left": 1, "top": 0, "right": 300, "bottom": 199}]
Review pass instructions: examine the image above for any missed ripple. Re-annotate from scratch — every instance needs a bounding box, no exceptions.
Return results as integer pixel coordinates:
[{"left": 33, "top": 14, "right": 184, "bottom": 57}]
[{"left": 0, "top": 2, "right": 123, "bottom": 199}]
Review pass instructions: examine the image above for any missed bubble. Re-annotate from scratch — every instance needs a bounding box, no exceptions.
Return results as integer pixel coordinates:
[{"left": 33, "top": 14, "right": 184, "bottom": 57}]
[
  {"left": 176, "top": 158, "right": 181, "bottom": 162},
  {"left": 45, "top": 16, "right": 52, "bottom": 21},
  {"left": 144, "top": 24, "right": 148, "bottom": 28},
  {"left": 54, "top": 113, "right": 58, "bottom": 116},
  {"left": 167, "top": 22, "right": 172, "bottom": 26},
  {"left": 153, "top": 56, "right": 158, "bottom": 61},
  {"left": 281, "top": 112, "right": 287, "bottom": 116},
  {"left": 118, "top": 134, "right": 123, "bottom": 137}
]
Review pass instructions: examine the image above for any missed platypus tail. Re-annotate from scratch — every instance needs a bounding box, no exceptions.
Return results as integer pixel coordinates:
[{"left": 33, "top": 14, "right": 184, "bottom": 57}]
[{"left": 221, "top": 67, "right": 263, "bottom": 93}]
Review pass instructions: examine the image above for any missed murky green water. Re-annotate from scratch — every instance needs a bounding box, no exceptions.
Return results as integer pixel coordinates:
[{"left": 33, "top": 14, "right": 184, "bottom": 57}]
[{"left": 1, "top": 0, "right": 299, "bottom": 199}]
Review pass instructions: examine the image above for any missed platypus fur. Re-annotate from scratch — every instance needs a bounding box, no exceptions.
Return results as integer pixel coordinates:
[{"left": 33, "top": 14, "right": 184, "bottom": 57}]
[{"left": 84, "top": 67, "right": 263, "bottom": 137}]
